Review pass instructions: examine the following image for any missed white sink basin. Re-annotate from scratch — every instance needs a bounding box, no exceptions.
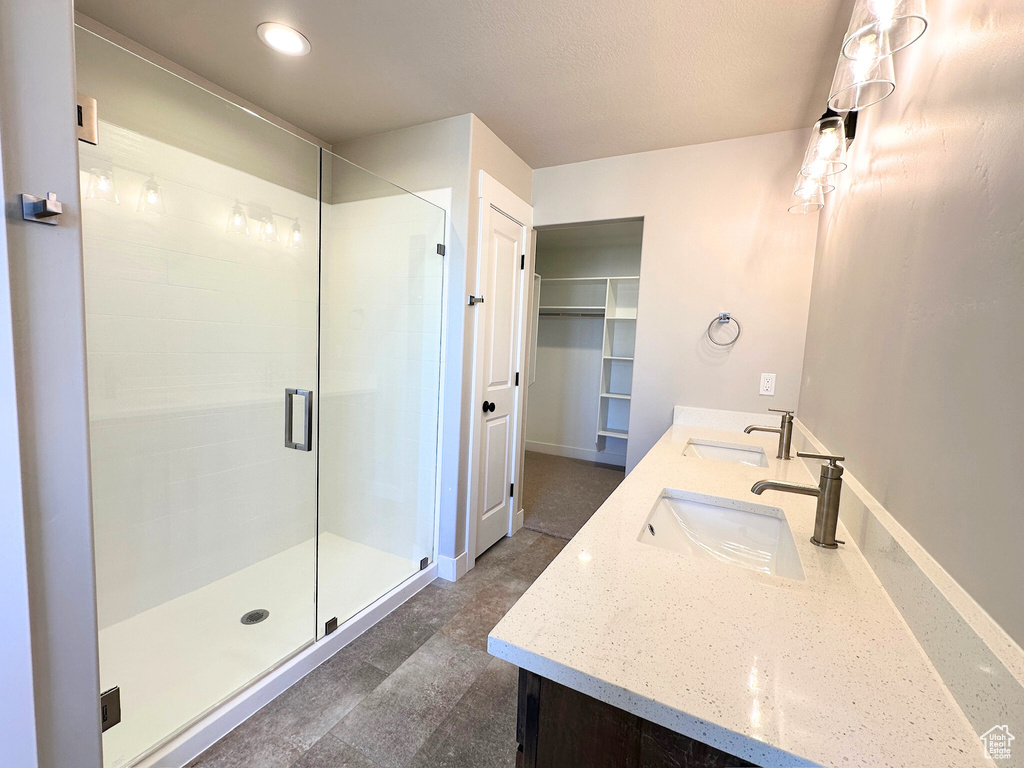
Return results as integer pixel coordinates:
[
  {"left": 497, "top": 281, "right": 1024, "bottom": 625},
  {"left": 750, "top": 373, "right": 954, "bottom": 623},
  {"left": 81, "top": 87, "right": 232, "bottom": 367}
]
[
  {"left": 638, "top": 490, "right": 804, "bottom": 580},
  {"left": 682, "top": 438, "right": 769, "bottom": 467}
]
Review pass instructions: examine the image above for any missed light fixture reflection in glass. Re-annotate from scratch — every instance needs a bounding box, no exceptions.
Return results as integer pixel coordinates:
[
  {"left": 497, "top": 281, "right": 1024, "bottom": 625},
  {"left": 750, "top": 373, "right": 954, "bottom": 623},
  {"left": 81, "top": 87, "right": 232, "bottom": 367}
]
[
  {"left": 259, "top": 216, "right": 279, "bottom": 244},
  {"left": 788, "top": 173, "right": 826, "bottom": 214},
  {"left": 256, "top": 22, "right": 311, "bottom": 56},
  {"left": 799, "top": 116, "right": 847, "bottom": 178},
  {"left": 843, "top": 0, "right": 927, "bottom": 60},
  {"left": 228, "top": 202, "right": 249, "bottom": 236},
  {"left": 137, "top": 178, "right": 166, "bottom": 214},
  {"left": 86, "top": 169, "right": 119, "bottom": 204},
  {"left": 797, "top": 173, "right": 835, "bottom": 197},
  {"left": 829, "top": 52, "right": 896, "bottom": 112},
  {"left": 290, "top": 219, "right": 302, "bottom": 249}
]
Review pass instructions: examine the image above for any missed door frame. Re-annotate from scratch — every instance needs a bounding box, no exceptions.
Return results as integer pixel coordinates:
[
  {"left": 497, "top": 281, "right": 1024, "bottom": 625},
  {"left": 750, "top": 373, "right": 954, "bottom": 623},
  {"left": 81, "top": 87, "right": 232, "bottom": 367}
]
[{"left": 465, "top": 171, "right": 534, "bottom": 565}]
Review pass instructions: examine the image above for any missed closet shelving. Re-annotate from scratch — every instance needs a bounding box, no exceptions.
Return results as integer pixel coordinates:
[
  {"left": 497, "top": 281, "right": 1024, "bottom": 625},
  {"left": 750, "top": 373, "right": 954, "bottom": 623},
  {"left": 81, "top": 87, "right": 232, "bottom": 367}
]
[
  {"left": 598, "top": 277, "right": 638, "bottom": 450},
  {"left": 536, "top": 275, "right": 639, "bottom": 452}
]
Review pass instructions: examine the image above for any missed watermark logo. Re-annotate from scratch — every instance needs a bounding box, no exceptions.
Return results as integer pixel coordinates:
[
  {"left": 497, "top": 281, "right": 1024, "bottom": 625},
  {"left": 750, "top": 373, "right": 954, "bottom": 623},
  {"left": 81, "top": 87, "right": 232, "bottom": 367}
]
[{"left": 980, "top": 725, "right": 1015, "bottom": 761}]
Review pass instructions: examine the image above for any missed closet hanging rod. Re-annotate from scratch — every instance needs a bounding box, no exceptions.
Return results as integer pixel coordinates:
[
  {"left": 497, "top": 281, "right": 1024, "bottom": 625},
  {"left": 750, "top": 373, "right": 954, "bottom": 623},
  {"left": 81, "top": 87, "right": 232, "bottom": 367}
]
[
  {"left": 539, "top": 309, "right": 605, "bottom": 317},
  {"left": 540, "top": 275, "right": 640, "bottom": 282}
]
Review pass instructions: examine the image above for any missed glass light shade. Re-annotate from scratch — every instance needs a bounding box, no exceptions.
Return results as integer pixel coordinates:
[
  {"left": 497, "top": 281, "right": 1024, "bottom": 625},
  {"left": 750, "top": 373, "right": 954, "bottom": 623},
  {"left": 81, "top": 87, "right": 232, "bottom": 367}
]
[
  {"left": 829, "top": 52, "right": 896, "bottom": 112},
  {"left": 789, "top": 173, "right": 825, "bottom": 214},
  {"left": 290, "top": 220, "right": 302, "bottom": 249},
  {"left": 137, "top": 178, "right": 166, "bottom": 214},
  {"left": 843, "top": 0, "right": 927, "bottom": 60},
  {"left": 86, "top": 169, "right": 119, "bottom": 204},
  {"left": 258, "top": 217, "right": 279, "bottom": 243},
  {"left": 228, "top": 202, "right": 249, "bottom": 235},
  {"left": 800, "top": 116, "right": 847, "bottom": 178},
  {"left": 796, "top": 173, "right": 835, "bottom": 196}
]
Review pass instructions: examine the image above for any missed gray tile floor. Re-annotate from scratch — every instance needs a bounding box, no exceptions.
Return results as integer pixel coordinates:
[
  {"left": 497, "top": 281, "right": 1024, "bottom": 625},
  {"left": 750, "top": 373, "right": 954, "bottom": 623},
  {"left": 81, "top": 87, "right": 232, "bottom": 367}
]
[{"left": 189, "top": 529, "right": 565, "bottom": 768}]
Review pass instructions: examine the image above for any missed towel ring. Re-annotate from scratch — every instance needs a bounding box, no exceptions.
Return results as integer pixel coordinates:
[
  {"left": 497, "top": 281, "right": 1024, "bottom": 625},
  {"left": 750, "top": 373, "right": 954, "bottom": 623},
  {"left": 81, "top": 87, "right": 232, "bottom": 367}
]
[{"left": 706, "top": 313, "right": 741, "bottom": 347}]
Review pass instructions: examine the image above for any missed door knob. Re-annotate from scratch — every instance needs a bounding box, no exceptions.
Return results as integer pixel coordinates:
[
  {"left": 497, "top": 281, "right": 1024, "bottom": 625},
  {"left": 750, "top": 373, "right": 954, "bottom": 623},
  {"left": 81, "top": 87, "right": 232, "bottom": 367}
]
[{"left": 482, "top": 400, "right": 495, "bottom": 413}]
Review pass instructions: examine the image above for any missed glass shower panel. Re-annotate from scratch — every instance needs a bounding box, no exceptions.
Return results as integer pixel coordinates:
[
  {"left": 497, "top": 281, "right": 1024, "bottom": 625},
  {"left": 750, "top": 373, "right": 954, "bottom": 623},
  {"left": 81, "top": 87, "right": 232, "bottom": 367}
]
[
  {"left": 316, "top": 152, "right": 445, "bottom": 635},
  {"left": 76, "top": 28, "right": 320, "bottom": 768}
]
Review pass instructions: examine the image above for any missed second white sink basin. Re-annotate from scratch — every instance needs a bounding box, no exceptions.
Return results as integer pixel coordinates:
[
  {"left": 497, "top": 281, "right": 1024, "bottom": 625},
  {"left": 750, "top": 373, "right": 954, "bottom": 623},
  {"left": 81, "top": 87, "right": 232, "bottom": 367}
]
[
  {"left": 638, "top": 490, "right": 804, "bottom": 580},
  {"left": 682, "top": 438, "right": 769, "bottom": 467}
]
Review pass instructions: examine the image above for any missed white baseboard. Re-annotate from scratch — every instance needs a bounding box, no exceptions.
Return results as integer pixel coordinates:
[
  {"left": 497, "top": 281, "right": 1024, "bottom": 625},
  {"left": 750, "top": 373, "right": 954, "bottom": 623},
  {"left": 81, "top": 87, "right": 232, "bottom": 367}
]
[
  {"left": 139, "top": 564, "right": 437, "bottom": 768},
  {"left": 436, "top": 551, "right": 468, "bottom": 582},
  {"left": 526, "top": 440, "right": 625, "bottom": 466}
]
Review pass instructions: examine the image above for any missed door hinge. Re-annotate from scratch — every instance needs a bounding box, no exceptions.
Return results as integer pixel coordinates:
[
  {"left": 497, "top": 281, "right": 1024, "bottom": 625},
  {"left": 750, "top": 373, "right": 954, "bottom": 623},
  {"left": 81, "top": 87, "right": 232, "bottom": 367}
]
[
  {"left": 437, "top": 243, "right": 445, "bottom": 256},
  {"left": 101, "top": 686, "right": 121, "bottom": 732},
  {"left": 521, "top": 253, "right": 525, "bottom": 270},
  {"left": 325, "top": 616, "right": 338, "bottom": 635},
  {"left": 510, "top": 482, "right": 514, "bottom": 497},
  {"left": 515, "top": 372, "right": 520, "bottom": 386},
  {"left": 420, "top": 556, "right": 429, "bottom": 570},
  {"left": 468, "top": 295, "right": 485, "bottom": 306},
  {"left": 77, "top": 93, "right": 98, "bottom": 145}
]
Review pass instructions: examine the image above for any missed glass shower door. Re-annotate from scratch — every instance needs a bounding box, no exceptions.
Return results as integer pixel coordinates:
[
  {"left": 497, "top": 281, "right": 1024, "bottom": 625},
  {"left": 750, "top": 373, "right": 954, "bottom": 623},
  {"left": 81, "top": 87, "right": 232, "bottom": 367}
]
[
  {"left": 316, "top": 152, "right": 445, "bottom": 634},
  {"left": 77, "top": 28, "right": 320, "bottom": 768}
]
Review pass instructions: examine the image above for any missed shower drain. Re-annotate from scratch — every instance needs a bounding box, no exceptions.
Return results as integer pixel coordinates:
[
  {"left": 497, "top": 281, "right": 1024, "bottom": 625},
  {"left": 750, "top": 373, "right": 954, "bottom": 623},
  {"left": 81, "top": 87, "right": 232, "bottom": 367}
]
[{"left": 240, "top": 609, "right": 270, "bottom": 625}]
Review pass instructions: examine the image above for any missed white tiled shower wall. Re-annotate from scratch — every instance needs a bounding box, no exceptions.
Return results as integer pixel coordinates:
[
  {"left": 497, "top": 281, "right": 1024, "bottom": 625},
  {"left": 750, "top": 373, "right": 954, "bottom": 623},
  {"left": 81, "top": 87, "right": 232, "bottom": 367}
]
[
  {"left": 82, "top": 123, "right": 320, "bottom": 629},
  {"left": 318, "top": 192, "right": 443, "bottom": 566}
]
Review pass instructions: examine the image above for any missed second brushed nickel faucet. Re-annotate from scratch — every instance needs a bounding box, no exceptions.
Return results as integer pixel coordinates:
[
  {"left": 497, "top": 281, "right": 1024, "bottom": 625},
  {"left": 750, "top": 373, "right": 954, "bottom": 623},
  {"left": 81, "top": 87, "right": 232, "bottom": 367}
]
[
  {"left": 744, "top": 408, "right": 794, "bottom": 460},
  {"left": 751, "top": 452, "right": 846, "bottom": 549}
]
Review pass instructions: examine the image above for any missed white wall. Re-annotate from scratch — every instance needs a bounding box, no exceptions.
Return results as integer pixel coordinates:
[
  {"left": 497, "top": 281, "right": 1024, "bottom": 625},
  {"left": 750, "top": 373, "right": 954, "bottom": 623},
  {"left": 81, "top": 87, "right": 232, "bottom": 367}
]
[
  {"left": 1, "top": 1, "right": 103, "bottom": 765},
  {"left": 532, "top": 130, "right": 819, "bottom": 471},
  {"left": 0, "top": 120, "right": 40, "bottom": 768},
  {"left": 798, "top": 0, "right": 1024, "bottom": 647},
  {"left": 533, "top": 222, "right": 643, "bottom": 279}
]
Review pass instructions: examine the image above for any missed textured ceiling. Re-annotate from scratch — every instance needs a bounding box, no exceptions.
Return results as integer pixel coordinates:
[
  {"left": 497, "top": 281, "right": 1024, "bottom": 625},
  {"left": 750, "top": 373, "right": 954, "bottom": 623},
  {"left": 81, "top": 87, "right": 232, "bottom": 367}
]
[{"left": 74, "top": 0, "right": 853, "bottom": 168}]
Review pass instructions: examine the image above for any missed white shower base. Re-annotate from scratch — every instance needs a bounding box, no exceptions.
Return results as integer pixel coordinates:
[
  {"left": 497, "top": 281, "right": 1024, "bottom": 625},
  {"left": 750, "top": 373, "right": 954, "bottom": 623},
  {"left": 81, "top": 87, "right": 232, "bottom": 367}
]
[{"left": 98, "top": 532, "right": 419, "bottom": 768}]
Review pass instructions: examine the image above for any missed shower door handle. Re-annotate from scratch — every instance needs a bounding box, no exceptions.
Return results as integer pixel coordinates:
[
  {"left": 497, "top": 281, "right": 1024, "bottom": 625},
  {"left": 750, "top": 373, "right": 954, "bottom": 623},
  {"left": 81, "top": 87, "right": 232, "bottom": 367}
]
[{"left": 284, "top": 388, "right": 313, "bottom": 452}]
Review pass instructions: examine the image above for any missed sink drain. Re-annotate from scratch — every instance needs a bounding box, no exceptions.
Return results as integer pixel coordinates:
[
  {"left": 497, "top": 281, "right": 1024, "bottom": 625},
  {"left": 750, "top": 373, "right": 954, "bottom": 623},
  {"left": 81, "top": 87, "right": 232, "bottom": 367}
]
[
  {"left": 241, "top": 609, "right": 269, "bottom": 625},
  {"left": 647, "top": 523, "right": 655, "bottom": 536}
]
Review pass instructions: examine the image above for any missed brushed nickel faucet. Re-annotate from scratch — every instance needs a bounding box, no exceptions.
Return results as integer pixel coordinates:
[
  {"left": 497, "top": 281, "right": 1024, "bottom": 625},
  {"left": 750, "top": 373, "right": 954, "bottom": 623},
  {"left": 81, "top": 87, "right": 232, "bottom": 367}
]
[
  {"left": 744, "top": 408, "right": 794, "bottom": 460},
  {"left": 751, "top": 452, "right": 846, "bottom": 549}
]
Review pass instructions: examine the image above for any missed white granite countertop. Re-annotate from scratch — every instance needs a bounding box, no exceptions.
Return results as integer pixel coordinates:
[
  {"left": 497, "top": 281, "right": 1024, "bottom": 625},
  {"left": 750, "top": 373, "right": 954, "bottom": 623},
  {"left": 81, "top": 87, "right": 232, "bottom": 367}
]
[{"left": 488, "top": 425, "right": 990, "bottom": 768}]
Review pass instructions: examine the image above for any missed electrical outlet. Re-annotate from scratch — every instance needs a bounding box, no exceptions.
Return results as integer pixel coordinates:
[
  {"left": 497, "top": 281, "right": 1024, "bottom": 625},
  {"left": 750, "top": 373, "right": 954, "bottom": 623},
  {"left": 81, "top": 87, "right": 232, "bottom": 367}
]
[{"left": 759, "top": 373, "right": 776, "bottom": 396}]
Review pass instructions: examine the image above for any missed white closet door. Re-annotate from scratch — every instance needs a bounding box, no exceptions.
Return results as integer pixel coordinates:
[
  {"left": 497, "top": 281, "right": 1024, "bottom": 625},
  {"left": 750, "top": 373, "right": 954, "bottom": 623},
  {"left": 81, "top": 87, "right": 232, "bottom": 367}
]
[{"left": 474, "top": 206, "right": 525, "bottom": 556}]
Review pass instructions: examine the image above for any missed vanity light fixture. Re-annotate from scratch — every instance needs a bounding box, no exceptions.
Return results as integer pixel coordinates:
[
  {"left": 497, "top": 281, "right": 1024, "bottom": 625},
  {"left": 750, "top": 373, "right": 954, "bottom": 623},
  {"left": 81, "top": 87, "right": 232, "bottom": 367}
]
[
  {"left": 842, "top": 0, "right": 927, "bottom": 60},
  {"left": 258, "top": 216, "right": 279, "bottom": 244},
  {"left": 137, "top": 178, "right": 166, "bottom": 214},
  {"left": 799, "top": 114, "right": 847, "bottom": 178},
  {"left": 788, "top": 173, "right": 826, "bottom": 214},
  {"left": 256, "top": 22, "right": 311, "bottom": 56},
  {"left": 228, "top": 202, "right": 249, "bottom": 236},
  {"left": 289, "top": 219, "right": 302, "bottom": 249},
  {"left": 829, "top": 50, "right": 896, "bottom": 112},
  {"left": 86, "top": 169, "right": 119, "bottom": 204}
]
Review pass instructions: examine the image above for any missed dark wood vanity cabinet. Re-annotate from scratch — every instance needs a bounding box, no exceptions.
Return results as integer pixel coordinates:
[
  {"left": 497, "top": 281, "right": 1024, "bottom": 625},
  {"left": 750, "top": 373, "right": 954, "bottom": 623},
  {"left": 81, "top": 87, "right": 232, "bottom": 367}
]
[{"left": 516, "top": 669, "right": 759, "bottom": 768}]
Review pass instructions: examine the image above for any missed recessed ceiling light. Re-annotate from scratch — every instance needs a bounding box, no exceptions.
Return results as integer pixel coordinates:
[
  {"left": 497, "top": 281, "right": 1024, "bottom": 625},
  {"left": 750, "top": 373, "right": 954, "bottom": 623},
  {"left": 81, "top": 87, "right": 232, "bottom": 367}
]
[{"left": 256, "top": 22, "right": 310, "bottom": 56}]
